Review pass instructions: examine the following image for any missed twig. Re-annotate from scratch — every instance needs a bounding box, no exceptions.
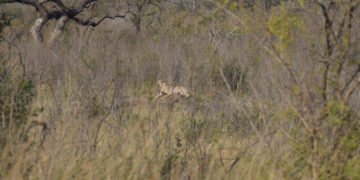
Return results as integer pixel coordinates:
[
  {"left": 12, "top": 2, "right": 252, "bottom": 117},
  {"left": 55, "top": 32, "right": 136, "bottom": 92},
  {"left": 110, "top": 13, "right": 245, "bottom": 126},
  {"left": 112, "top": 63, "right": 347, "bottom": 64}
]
[{"left": 3, "top": 38, "right": 26, "bottom": 77}]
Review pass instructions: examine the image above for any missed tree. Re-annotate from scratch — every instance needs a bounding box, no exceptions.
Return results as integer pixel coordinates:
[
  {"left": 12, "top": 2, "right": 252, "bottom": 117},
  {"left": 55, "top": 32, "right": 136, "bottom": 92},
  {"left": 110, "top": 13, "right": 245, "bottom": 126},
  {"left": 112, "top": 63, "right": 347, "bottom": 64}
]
[
  {"left": 126, "top": 0, "right": 162, "bottom": 32},
  {"left": 0, "top": 0, "right": 131, "bottom": 44},
  {"left": 208, "top": 0, "right": 360, "bottom": 178},
  {"left": 266, "top": 1, "right": 360, "bottom": 179}
]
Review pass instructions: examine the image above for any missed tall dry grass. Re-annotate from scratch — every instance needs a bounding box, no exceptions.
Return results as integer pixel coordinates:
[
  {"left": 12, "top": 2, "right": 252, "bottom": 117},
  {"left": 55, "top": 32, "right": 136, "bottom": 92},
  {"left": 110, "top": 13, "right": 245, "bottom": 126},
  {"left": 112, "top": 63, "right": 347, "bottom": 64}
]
[{"left": 1, "top": 1, "right": 360, "bottom": 179}]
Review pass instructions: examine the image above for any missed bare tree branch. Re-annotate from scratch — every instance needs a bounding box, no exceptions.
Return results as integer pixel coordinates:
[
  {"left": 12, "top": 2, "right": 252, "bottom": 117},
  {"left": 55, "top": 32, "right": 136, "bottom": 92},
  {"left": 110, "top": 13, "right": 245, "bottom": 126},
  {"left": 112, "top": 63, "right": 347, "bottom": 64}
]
[
  {"left": 74, "top": 0, "right": 99, "bottom": 14},
  {"left": 48, "top": 15, "right": 69, "bottom": 44},
  {"left": 0, "top": 0, "right": 17, "bottom": 3},
  {"left": 3, "top": 37, "right": 26, "bottom": 77},
  {"left": 335, "top": 2, "right": 355, "bottom": 100},
  {"left": 1, "top": 0, "right": 131, "bottom": 43},
  {"left": 72, "top": 11, "right": 129, "bottom": 27},
  {"left": 344, "top": 77, "right": 360, "bottom": 102},
  {"left": 342, "top": 64, "right": 360, "bottom": 94},
  {"left": 318, "top": 1, "right": 334, "bottom": 101},
  {"left": 49, "top": 0, "right": 71, "bottom": 13},
  {"left": 336, "top": 12, "right": 347, "bottom": 40},
  {"left": 30, "top": 18, "right": 47, "bottom": 42},
  {"left": 263, "top": 43, "right": 301, "bottom": 88}
]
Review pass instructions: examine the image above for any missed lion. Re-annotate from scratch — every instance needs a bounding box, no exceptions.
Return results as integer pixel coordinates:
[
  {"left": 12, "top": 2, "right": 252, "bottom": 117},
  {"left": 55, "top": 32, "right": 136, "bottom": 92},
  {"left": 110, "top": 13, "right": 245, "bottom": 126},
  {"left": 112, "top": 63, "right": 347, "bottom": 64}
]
[{"left": 153, "top": 80, "right": 190, "bottom": 102}]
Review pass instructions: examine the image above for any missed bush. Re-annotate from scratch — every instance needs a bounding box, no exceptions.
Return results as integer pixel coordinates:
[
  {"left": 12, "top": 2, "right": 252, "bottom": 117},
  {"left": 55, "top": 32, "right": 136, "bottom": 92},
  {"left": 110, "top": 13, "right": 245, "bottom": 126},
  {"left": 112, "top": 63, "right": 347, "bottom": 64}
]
[{"left": 0, "top": 57, "right": 35, "bottom": 146}]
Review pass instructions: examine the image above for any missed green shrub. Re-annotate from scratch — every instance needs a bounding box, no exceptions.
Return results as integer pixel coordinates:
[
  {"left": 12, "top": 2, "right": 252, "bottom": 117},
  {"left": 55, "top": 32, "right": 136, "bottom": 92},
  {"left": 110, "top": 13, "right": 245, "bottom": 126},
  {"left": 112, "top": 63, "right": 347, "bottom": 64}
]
[{"left": 0, "top": 57, "right": 35, "bottom": 145}]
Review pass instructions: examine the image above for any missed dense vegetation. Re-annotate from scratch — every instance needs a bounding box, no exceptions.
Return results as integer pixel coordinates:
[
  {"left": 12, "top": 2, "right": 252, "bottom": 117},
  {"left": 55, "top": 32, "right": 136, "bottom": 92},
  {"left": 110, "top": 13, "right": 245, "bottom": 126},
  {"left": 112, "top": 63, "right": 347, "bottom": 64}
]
[{"left": 0, "top": 0, "right": 360, "bottom": 179}]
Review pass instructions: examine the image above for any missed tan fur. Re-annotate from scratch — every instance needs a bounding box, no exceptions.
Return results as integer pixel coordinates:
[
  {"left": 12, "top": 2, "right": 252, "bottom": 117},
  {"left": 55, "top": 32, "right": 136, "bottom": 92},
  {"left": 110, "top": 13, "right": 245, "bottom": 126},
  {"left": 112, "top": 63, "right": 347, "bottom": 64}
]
[
  {"left": 173, "top": 86, "right": 190, "bottom": 97},
  {"left": 154, "top": 80, "right": 190, "bottom": 102}
]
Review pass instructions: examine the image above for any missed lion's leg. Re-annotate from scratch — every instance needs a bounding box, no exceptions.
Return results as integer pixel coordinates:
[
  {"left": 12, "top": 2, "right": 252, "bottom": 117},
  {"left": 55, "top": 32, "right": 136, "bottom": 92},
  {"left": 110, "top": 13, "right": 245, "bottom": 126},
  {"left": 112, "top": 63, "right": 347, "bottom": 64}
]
[
  {"left": 182, "top": 91, "right": 189, "bottom": 97},
  {"left": 158, "top": 94, "right": 171, "bottom": 101},
  {"left": 153, "top": 92, "right": 165, "bottom": 102},
  {"left": 177, "top": 88, "right": 189, "bottom": 97}
]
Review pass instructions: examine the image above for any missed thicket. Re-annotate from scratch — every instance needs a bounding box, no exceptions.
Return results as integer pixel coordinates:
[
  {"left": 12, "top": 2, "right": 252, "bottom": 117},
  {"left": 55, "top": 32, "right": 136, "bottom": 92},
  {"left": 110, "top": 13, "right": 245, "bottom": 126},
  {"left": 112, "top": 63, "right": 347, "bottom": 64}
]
[{"left": 0, "top": 0, "right": 359, "bottom": 179}]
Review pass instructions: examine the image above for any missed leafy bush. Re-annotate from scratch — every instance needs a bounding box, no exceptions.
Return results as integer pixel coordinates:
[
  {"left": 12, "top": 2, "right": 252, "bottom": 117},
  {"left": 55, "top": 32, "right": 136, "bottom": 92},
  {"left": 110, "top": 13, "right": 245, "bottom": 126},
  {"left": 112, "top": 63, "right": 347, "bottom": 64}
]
[{"left": 0, "top": 57, "right": 35, "bottom": 146}]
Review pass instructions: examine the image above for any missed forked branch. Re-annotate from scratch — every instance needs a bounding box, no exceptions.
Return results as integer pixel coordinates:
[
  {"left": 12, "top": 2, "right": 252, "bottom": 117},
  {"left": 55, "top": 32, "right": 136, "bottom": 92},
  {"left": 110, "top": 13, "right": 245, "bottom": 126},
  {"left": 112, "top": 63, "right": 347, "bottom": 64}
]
[
  {"left": 317, "top": 0, "right": 360, "bottom": 102},
  {"left": 0, "top": 0, "right": 131, "bottom": 43}
]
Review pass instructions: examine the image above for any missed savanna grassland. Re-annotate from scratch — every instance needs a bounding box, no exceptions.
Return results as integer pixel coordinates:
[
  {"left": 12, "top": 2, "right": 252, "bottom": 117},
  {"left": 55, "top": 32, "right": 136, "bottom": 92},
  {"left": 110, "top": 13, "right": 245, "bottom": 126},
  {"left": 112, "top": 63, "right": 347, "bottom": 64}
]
[{"left": 1, "top": 0, "right": 360, "bottom": 179}]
